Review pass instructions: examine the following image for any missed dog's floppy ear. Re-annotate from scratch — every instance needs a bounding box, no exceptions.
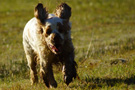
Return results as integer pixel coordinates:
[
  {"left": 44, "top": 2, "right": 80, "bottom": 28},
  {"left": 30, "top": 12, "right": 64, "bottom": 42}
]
[
  {"left": 54, "top": 3, "right": 71, "bottom": 20},
  {"left": 34, "top": 3, "right": 48, "bottom": 24}
]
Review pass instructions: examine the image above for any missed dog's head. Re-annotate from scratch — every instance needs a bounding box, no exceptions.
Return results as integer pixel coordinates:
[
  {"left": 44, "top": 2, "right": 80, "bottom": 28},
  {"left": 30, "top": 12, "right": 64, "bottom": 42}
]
[{"left": 34, "top": 3, "right": 71, "bottom": 54}]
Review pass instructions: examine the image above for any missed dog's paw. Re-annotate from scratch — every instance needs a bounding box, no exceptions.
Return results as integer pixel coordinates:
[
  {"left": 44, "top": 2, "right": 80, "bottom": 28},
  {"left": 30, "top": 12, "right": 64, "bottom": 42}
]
[
  {"left": 64, "top": 75, "right": 73, "bottom": 86},
  {"left": 50, "top": 81, "right": 57, "bottom": 88}
]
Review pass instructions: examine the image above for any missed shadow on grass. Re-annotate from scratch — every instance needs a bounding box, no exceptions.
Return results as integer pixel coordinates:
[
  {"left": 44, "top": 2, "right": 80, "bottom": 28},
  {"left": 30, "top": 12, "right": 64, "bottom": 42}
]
[{"left": 83, "top": 75, "right": 135, "bottom": 89}]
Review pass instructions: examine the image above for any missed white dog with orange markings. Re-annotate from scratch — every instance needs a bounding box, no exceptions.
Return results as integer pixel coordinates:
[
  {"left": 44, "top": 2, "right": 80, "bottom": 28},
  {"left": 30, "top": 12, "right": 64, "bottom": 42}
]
[{"left": 23, "top": 3, "right": 77, "bottom": 88}]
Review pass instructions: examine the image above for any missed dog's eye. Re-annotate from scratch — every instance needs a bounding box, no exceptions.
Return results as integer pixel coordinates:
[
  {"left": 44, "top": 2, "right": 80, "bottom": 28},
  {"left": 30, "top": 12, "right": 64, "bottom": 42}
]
[
  {"left": 58, "top": 28, "right": 63, "bottom": 33},
  {"left": 57, "top": 23, "right": 63, "bottom": 33},
  {"left": 46, "top": 27, "right": 52, "bottom": 35}
]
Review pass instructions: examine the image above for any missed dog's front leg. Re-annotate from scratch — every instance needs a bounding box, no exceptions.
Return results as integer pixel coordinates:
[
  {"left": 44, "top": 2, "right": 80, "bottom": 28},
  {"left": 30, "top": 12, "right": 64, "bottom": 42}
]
[
  {"left": 62, "top": 52, "right": 77, "bottom": 86},
  {"left": 40, "top": 62, "right": 57, "bottom": 88},
  {"left": 39, "top": 56, "right": 49, "bottom": 88},
  {"left": 38, "top": 47, "right": 57, "bottom": 88}
]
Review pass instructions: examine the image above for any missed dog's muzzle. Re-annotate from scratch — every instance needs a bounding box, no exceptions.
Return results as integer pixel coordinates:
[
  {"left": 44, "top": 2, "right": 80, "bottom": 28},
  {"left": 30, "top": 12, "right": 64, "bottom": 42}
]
[
  {"left": 49, "top": 44, "right": 61, "bottom": 54},
  {"left": 48, "top": 33, "right": 63, "bottom": 54}
]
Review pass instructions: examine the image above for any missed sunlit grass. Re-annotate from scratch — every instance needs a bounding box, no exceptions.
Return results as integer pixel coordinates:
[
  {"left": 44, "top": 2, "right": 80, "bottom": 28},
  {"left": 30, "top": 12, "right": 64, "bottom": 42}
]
[{"left": 0, "top": 0, "right": 135, "bottom": 89}]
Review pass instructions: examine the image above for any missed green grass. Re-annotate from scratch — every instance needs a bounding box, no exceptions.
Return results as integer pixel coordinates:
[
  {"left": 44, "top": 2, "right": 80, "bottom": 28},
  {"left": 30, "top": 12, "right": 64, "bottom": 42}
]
[{"left": 0, "top": 0, "right": 135, "bottom": 89}]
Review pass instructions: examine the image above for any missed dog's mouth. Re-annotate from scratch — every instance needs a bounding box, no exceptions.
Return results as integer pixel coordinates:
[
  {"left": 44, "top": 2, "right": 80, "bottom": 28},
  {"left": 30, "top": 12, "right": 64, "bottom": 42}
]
[{"left": 49, "top": 44, "right": 61, "bottom": 54}]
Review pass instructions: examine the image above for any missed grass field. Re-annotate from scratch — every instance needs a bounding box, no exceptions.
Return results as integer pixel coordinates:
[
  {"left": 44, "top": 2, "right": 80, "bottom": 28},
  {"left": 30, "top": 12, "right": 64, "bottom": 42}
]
[{"left": 0, "top": 0, "right": 135, "bottom": 89}]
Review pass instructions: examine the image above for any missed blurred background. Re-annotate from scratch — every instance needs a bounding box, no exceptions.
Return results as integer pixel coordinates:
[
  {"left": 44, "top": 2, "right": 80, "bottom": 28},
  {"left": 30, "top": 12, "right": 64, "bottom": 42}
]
[{"left": 0, "top": 0, "right": 135, "bottom": 89}]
